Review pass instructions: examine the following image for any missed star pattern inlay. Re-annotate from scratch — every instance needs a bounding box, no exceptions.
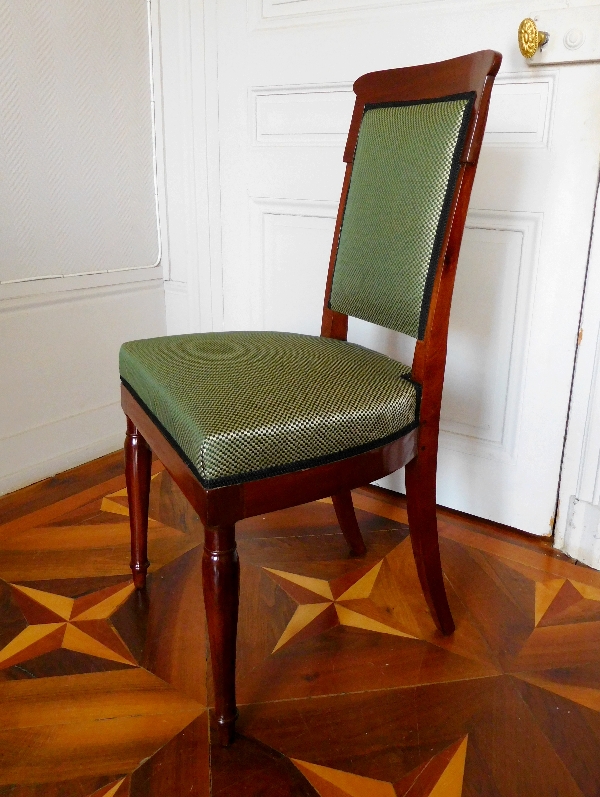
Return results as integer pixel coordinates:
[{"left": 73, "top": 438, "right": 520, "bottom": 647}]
[
  {"left": 264, "top": 556, "right": 420, "bottom": 653},
  {"left": 292, "top": 736, "right": 468, "bottom": 797},
  {"left": 0, "top": 580, "right": 137, "bottom": 669},
  {"left": 85, "top": 778, "right": 128, "bottom": 797}
]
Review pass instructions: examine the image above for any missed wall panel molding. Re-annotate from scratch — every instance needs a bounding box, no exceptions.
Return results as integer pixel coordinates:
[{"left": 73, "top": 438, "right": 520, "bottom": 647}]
[
  {"left": 0, "top": 266, "right": 163, "bottom": 304},
  {"left": 0, "top": 275, "right": 162, "bottom": 314},
  {"left": 0, "top": 279, "right": 165, "bottom": 497},
  {"left": 153, "top": 0, "right": 224, "bottom": 333},
  {"left": 164, "top": 280, "right": 191, "bottom": 335}
]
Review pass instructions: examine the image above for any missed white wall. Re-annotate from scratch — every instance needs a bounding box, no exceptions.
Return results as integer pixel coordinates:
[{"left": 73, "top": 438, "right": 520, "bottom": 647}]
[
  {"left": 0, "top": 277, "right": 165, "bottom": 496},
  {"left": 0, "top": 1, "right": 167, "bottom": 496}
]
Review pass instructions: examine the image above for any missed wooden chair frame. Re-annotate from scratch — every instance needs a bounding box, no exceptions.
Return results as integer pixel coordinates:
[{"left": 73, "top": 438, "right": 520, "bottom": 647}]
[{"left": 122, "top": 50, "right": 501, "bottom": 746}]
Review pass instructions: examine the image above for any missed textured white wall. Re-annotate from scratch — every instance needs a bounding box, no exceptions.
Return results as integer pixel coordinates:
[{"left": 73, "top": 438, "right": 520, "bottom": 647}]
[
  {"left": 0, "top": 0, "right": 166, "bottom": 496},
  {"left": 0, "top": 0, "right": 160, "bottom": 281}
]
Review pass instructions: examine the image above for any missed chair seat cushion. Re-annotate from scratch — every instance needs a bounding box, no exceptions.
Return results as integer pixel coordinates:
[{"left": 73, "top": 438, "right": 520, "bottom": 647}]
[{"left": 119, "top": 331, "right": 419, "bottom": 489}]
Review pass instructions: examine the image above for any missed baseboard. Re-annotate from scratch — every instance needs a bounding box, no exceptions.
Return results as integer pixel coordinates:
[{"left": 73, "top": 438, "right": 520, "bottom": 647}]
[
  {"left": 0, "top": 402, "right": 124, "bottom": 498},
  {"left": 562, "top": 496, "right": 600, "bottom": 569}
]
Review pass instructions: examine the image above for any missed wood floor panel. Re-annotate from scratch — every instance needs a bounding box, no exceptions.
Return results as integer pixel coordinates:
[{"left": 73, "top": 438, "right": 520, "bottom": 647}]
[
  {"left": 0, "top": 774, "right": 128, "bottom": 797},
  {"left": 0, "top": 478, "right": 200, "bottom": 583},
  {"left": 130, "top": 714, "right": 209, "bottom": 797},
  {"left": 147, "top": 471, "right": 202, "bottom": 537},
  {"left": 87, "top": 778, "right": 130, "bottom": 797},
  {"left": 439, "top": 520, "right": 600, "bottom": 588},
  {"left": 513, "top": 675, "right": 600, "bottom": 797},
  {"left": 113, "top": 547, "right": 208, "bottom": 704},
  {"left": 229, "top": 533, "right": 499, "bottom": 706},
  {"left": 3, "top": 455, "right": 600, "bottom": 794},
  {"left": 228, "top": 680, "right": 497, "bottom": 790},
  {"left": 0, "top": 670, "right": 203, "bottom": 786},
  {"left": 0, "top": 476, "right": 128, "bottom": 539},
  {"left": 210, "top": 731, "right": 320, "bottom": 796},
  {"left": 0, "top": 452, "right": 125, "bottom": 527},
  {"left": 237, "top": 500, "right": 392, "bottom": 541},
  {"left": 438, "top": 539, "right": 536, "bottom": 665},
  {"left": 224, "top": 677, "right": 587, "bottom": 797}
]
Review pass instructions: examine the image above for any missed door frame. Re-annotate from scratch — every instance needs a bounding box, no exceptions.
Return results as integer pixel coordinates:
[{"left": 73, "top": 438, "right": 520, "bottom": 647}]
[
  {"left": 152, "top": 0, "right": 224, "bottom": 335},
  {"left": 555, "top": 172, "right": 600, "bottom": 556}
]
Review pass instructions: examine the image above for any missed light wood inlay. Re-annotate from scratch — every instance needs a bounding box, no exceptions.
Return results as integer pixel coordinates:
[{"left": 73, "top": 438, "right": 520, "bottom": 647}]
[
  {"left": 12, "top": 584, "right": 74, "bottom": 619},
  {"left": 292, "top": 758, "right": 397, "bottom": 797},
  {"left": 535, "top": 579, "right": 566, "bottom": 625},
  {"left": 264, "top": 568, "right": 334, "bottom": 600}
]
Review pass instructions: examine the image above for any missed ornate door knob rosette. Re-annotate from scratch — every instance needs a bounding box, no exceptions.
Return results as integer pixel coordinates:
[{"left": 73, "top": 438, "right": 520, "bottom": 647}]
[{"left": 518, "top": 17, "right": 550, "bottom": 59}]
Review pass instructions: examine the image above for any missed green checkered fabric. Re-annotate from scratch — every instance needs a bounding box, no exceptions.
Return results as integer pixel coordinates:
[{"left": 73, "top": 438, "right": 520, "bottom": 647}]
[
  {"left": 329, "top": 94, "right": 474, "bottom": 338},
  {"left": 120, "top": 332, "right": 418, "bottom": 488}
]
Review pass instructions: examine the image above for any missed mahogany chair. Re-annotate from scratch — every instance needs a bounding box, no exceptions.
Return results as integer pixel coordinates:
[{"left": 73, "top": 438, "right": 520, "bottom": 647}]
[{"left": 119, "top": 50, "right": 501, "bottom": 746}]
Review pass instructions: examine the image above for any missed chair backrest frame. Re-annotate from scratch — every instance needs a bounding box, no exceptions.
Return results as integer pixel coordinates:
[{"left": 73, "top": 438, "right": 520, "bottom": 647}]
[{"left": 320, "top": 51, "right": 501, "bottom": 447}]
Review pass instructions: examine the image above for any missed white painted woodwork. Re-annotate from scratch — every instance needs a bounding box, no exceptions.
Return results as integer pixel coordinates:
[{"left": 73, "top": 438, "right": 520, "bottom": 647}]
[
  {"left": 196, "top": 0, "right": 600, "bottom": 537},
  {"left": 0, "top": 0, "right": 167, "bottom": 495},
  {"left": 252, "top": 85, "right": 354, "bottom": 146},
  {"left": 484, "top": 75, "right": 554, "bottom": 147},
  {"left": 528, "top": 6, "right": 600, "bottom": 66},
  {"left": 154, "top": 0, "right": 223, "bottom": 334},
  {"left": 555, "top": 176, "right": 600, "bottom": 562},
  {"left": 250, "top": 198, "right": 337, "bottom": 333},
  {"left": 563, "top": 497, "right": 600, "bottom": 568}
]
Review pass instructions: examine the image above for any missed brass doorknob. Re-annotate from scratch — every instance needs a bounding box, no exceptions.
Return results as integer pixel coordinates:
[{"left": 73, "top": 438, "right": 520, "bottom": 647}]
[{"left": 518, "top": 17, "right": 549, "bottom": 59}]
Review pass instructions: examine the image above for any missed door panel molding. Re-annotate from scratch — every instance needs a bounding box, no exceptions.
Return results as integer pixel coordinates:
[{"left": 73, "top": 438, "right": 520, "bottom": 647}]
[
  {"left": 250, "top": 197, "right": 336, "bottom": 332},
  {"left": 440, "top": 210, "right": 543, "bottom": 463},
  {"left": 484, "top": 72, "right": 556, "bottom": 148},
  {"left": 251, "top": 84, "right": 353, "bottom": 146},
  {"left": 249, "top": 73, "right": 556, "bottom": 150},
  {"left": 253, "top": 0, "right": 515, "bottom": 29},
  {"left": 251, "top": 199, "right": 542, "bottom": 465}
]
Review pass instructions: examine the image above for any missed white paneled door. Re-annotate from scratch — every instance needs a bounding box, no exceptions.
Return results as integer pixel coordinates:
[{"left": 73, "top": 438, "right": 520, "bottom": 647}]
[{"left": 210, "top": 0, "right": 600, "bottom": 536}]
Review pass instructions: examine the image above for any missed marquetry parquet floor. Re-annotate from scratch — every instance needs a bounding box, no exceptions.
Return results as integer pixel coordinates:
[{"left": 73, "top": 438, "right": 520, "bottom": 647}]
[{"left": 2, "top": 454, "right": 600, "bottom": 795}]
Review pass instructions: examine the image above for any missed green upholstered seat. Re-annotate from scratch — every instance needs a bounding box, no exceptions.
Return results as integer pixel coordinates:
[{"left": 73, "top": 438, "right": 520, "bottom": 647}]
[
  {"left": 120, "top": 331, "right": 419, "bottom": 489},
  {"left": 330, "top": 94, "right": 474, "bottom": 338}
]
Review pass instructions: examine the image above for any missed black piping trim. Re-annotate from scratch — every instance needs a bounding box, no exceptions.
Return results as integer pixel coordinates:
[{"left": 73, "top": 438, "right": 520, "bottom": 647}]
[
  {"left": 400, "top": 373, "right": 422, "bottom": 423},
  {"left": 121, "top": 377, "right": 420, "bottom": 491},
  {"left": 412, "top": 92, "right": 475, "bottom": 338},
  {"left": 122, "top": 378, "right": 202, "bottom": 482},
  {"left": 328, "top": 91, "right": 476, "bottom": 341},
  {"left": 362, "top": 91, "right": 475, "bottom": 113}
]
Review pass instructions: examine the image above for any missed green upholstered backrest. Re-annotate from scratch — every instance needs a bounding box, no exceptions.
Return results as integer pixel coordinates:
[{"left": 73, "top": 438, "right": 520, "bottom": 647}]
[{"left": 329, "top": 93, "right": 475, "bottom": 339}]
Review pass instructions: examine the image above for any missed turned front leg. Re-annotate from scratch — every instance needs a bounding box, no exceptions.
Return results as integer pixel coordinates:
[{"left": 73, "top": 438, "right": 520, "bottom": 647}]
[
  {"left": 202, "top": 524, "right": 240, "bottom": 746},
  {"left": 125, "top": 417, "right": 152, "bottom": 589}
]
